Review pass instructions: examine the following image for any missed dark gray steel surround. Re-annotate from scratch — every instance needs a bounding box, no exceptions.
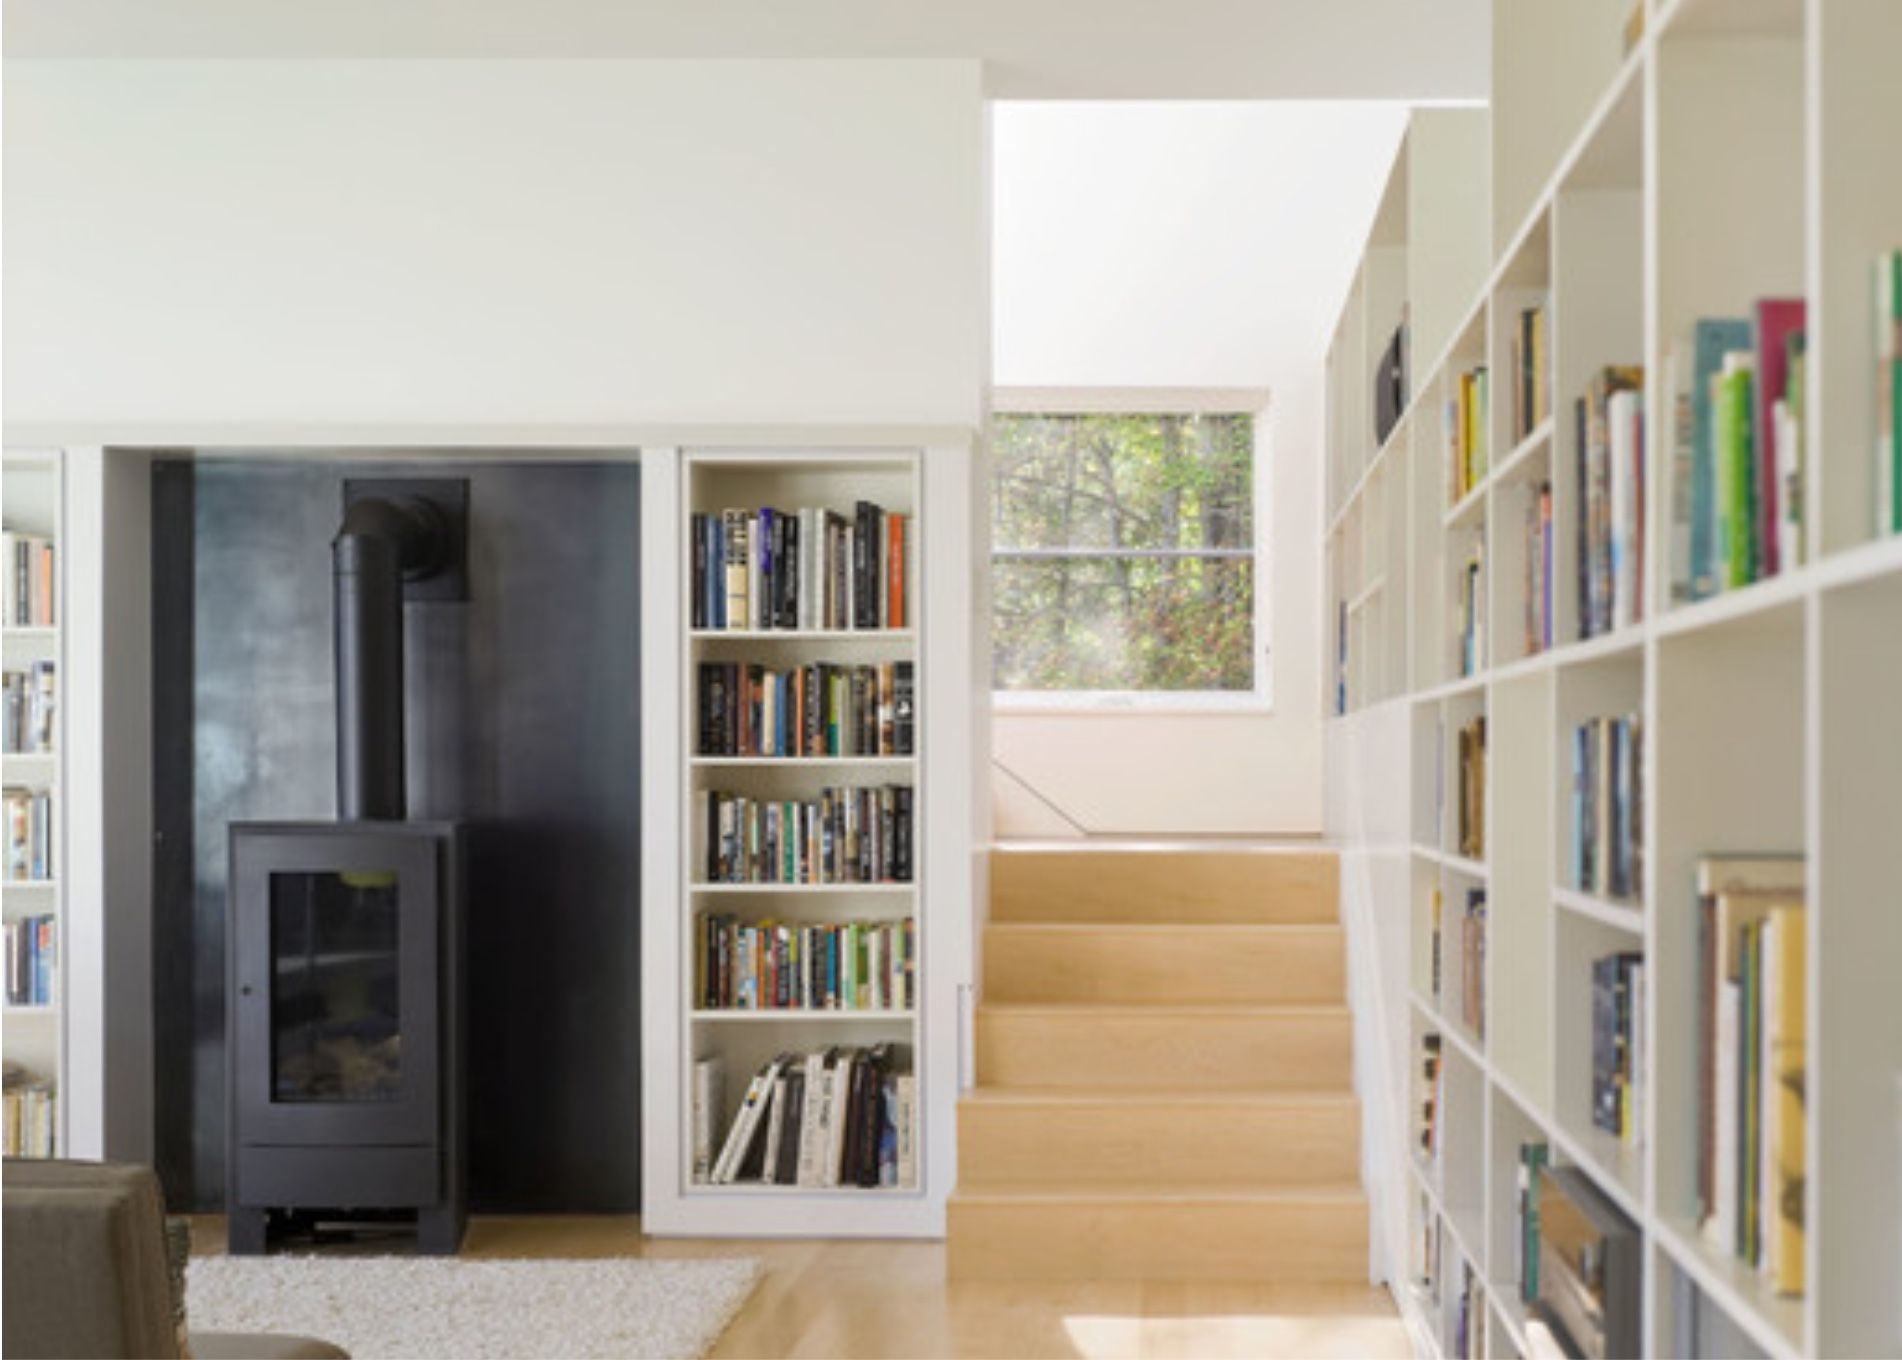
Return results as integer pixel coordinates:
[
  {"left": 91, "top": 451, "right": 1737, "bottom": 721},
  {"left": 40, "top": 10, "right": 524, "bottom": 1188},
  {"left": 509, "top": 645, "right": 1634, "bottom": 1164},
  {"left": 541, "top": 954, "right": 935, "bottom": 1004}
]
[{"left": 151, "top": 458, "right": 641, "bottom": 1213}]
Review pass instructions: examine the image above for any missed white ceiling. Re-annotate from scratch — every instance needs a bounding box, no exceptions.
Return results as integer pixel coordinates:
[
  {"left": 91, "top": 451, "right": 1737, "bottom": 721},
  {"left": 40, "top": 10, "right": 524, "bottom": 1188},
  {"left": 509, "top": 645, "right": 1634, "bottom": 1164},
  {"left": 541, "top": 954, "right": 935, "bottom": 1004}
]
[
  {"left": 993, "top": 101, "right": 1412, "bottom": 387},
  {"left": 4, "top": 0, "right": 1489, "bottom": 101}
]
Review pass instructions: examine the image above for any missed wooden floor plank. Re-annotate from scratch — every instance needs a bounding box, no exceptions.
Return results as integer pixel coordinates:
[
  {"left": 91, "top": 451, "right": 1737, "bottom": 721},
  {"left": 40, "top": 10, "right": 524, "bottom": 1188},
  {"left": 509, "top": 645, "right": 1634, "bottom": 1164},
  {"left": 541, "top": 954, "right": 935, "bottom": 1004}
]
[{"left": 187, "top": 1214, "right": 1407, "bottom": 1358}]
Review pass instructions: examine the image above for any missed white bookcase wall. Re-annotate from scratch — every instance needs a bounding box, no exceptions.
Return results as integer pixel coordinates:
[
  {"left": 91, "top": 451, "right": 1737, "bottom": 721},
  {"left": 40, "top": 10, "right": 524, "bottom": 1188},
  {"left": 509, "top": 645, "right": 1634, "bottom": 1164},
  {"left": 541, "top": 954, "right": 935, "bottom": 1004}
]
[
  {"left": 1, "top": 450, "right": 65, "bottom": 1156},
  {"left": 1326, "top": 3, "right": 1902, "bottom": 1355}
]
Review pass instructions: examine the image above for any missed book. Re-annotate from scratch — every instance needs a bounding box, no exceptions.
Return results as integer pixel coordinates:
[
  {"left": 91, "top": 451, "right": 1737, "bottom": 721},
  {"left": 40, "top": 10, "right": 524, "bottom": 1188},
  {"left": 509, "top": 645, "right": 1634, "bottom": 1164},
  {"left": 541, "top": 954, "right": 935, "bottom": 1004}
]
[
  {"left": 1523, "top": 480, "right": 1554, "bottom": 654},
  {"left": 691, "top": 1056, "right": 724, "bottom": 1182},
  {"left": 759, "top": 1072, "right": 789, "bottom": 1184},
  {"left": 1460, "top": 888, "right": 1486, "bottom": 1039},
  {"left": 711, "top": 1054, "right": 786, "bottom": 1183},
  {"left": 1417, "top": 1032, "right": 1444, "bottom": 1174},
  {"left": 1448, "top": 365, "right": 1490, "bottom": 504},
  {"left": 1694, "top": 855, "right": 1804, "bottom": 1258},
  {"left": 795, "top": 1049, "right": 833, "bottom": 1187},
  {"left": 1753, "top": 299, "right": 1806, "bottom": 577},
  {"left": 1577, "top": 366, "right": 1644, "bottom": 638},
  {"left": 894, "top": 1073, "right": 917, "bottom": 1189},
  {"left": 1715, "top": 352, "right": 1756, "bottom": 589},
  {"left": 1570, "top": 715, "right": 1642, "bottom": 899},
  {"left": 1666, "top": 339, "right": 1697, "bottom": 605},
  {"left": 1763, "top": 904, "right": 1806, "bottom": 1296},
  {"left": 1517, "top": 1141, "right": 1550, "bottom": 1303},
  {"left": 1456, "top": 715, "right": 1485, "bottom": 860},
  {"left": 1688, "top": 319, "right": 1753, "bottom": 598},
  {"left": 822, "top": 1050, "right": 855, "bottom": 1188},
  {"left": 1456, "top": 542, "right": 1484, "bottom": 676},
  {"left": 1511, "top": 298, "right": 1550, "bottom": 443}
]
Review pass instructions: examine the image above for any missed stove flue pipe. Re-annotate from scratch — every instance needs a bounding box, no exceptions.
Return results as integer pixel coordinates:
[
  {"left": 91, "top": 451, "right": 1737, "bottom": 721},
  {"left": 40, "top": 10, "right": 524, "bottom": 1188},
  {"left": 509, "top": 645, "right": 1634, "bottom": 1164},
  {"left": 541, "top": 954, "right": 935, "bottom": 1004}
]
[{"left": 333, "top": 496, "right": 446, "bottom": 821}]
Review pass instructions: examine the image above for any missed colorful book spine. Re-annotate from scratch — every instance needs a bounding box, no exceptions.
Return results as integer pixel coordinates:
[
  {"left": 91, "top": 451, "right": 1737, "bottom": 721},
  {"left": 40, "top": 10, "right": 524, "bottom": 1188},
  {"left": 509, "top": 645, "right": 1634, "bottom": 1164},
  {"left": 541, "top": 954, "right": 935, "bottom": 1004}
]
[{"left": 1689, "top": 319, "right": 1753, "bottom": 599}]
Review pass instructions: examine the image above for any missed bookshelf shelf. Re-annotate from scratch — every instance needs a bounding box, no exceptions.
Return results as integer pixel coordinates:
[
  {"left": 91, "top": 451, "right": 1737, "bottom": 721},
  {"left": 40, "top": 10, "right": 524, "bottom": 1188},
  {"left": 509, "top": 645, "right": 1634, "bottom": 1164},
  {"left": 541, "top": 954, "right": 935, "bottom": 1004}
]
[
  {"left": 689, "top": 1009, "right": 915, "bottom": 1023},
  {"left": 688, "top": 756, "right": 915, "bottom": 769},
  {"left": 689, "top": 882, "right": 916, "bottom": 896},
  {"left": 1551, "top": 886, "right": 1643, "bottom": 935},
  {"left": 1489, "top": 416, "right": 1553, "bottom": 488},
  {"left": 1441, "top": 480, "right": 1487, "bottom": 531},
  {"left": 1327, "top": 7, "right": 1902, "bottom": 1351},
  {"left": 1653, "top": 1218, "right": 1805, "bottom": 1360},
  {"left": 684, "top": 1181, "right": 919, "bottom": 1199},
  {"left": 1345, "top": 574, "right": 1387, "bottom": 615},
  {"left": 2, "top": 449, "right": 64, "bottom": 1160}
]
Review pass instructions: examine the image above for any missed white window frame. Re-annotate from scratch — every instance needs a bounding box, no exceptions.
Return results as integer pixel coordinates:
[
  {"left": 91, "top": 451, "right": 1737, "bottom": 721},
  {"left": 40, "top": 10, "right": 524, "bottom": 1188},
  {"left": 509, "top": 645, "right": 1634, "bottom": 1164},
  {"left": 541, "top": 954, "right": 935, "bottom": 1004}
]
[{"left": 989, "top": 386, "right": 1274, "bottom": 714}]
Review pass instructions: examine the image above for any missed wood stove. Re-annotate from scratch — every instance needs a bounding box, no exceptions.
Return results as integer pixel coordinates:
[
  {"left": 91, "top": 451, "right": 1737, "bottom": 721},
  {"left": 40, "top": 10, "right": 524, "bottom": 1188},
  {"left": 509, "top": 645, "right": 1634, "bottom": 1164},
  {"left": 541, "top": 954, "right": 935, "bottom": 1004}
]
[{"left": 226, "top": 480, "right": 469, "bottom": 1254}]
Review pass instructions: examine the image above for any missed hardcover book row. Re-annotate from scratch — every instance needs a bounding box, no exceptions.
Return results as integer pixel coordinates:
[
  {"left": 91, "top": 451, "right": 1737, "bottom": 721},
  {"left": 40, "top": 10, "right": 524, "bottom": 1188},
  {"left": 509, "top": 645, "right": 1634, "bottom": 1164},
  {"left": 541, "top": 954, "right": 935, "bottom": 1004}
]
[
  {"left": 701, "top": 786, "right": 914, "bottom": 885},
  {"left": 0, "top": 531, "right": 55, "bottom": 629},
  {"left": 697, "top": 660, "right": 914, "bottom": 759},
  {"left": 3, "top": 914, "right": 55, "bottom": 1007},
  {"left": 696, "top": 915, "right": 915, "bottom": 1013},
  {"left": 691, "top": 502, "right": 908, "bottom": 632},
  {"left": 693, "top": 1045, "right": 916, "bottom": 1190},
  {"left": 1, "top": 662, "right": 55, "bottom": 755}
]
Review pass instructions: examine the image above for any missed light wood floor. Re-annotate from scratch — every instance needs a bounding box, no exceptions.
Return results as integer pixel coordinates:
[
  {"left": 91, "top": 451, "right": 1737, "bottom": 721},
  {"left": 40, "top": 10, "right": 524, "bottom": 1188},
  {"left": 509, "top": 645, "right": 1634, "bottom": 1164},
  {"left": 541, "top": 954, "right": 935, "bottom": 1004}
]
[{"left": 191, "top": 1215, "right": 1411, "bottom": 1359}]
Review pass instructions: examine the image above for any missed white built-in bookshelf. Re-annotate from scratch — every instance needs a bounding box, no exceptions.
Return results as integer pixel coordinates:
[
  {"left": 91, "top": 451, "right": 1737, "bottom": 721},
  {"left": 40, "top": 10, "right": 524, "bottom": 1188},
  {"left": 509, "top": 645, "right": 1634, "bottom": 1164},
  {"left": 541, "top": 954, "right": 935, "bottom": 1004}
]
[
  {"left": 2, "top": 449, "right": 65, "bottom": 1158},
  {"left": 1327, "top": 3, "right": 1902, "bottom": 1357},
  {"left": 641, "top": 441, "right": 976, "bottom": 1238}
]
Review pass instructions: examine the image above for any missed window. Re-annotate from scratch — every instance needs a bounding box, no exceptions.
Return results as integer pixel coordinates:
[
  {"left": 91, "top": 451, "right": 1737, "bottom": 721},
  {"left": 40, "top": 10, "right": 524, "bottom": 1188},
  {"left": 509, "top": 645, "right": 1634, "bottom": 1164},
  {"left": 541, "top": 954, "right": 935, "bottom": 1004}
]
[{"left": 991, "top": 395, "right": 1267, "bottom": 706}]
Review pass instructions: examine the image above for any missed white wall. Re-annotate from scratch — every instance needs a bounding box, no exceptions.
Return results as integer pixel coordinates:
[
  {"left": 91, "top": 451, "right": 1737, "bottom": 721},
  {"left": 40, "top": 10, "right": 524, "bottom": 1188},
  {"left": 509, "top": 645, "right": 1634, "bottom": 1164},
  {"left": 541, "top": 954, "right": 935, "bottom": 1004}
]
[
  {"left": 3, "top": 58, "right": 987, "bottom": 432},
  {"left": 991, "top": 102, "right": 1410, "bottom": 835},
  {"left": 4, "top": 1, "right": 1490, "bottom": 102}
]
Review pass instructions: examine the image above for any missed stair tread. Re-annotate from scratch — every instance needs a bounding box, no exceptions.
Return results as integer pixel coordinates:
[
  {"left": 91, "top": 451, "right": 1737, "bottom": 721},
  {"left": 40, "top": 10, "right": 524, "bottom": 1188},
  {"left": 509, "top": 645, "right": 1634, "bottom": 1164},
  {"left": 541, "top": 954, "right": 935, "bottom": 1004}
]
[
  {"left": 980, "top": 1001, "right": 1350, "bottom": 1017},
  {"left": 985, "top": 922, "right": 1342, "bottom": 934},
  {"left": 992, "top": 842, "right": 1333, "bottom": 854},
  {"left": 959, "top": 1085, "right": 1357, "bottom": 1106},
  {"left": 951, "top": 1182, "right": 1366, "bottom": 1203}
]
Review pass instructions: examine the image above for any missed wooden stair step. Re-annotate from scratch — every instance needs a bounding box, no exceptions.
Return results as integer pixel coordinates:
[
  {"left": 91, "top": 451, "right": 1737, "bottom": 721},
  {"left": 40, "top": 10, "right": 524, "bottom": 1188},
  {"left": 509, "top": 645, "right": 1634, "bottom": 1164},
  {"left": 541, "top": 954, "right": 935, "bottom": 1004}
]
[
  {"left": 946, "top": 1183, "right": 1370, "bottom": 1281},
  {"left": 957, "top": 1086, "right": 1359, "bottom": 1187},
  {"left": 976, "top": 1003, "right": 1353, "bottom": 1091},
  {"left": 982, "top": 922, "right": 1345, "bottom": 1005},
  {"left": 990, "top": 847, "right": 1338, "bottom": 925}
]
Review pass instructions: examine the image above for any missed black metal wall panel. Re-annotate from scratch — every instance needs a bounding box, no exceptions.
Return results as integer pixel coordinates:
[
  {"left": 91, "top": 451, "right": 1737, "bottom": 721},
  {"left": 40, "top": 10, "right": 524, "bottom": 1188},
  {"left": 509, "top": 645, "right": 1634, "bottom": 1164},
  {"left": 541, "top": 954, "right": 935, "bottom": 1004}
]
[{"left": 153, "top": 457, "right": 640, "bottom": 1211}]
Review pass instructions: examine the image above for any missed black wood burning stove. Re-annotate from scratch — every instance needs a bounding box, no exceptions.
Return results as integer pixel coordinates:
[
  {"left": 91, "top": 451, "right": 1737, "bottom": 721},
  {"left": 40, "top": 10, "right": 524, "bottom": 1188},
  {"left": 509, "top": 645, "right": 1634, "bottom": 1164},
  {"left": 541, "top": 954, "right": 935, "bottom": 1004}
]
[{"left": 227, "top": 481, "right": 470, "bottom": 1255}]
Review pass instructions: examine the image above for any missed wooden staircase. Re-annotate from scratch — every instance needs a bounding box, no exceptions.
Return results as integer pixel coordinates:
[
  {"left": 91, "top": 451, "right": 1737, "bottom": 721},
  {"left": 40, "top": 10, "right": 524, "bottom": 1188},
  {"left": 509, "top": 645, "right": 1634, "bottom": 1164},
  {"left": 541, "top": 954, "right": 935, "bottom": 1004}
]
[{"left": 947, "top": 845, "right": 1368, "bottom": 1281}]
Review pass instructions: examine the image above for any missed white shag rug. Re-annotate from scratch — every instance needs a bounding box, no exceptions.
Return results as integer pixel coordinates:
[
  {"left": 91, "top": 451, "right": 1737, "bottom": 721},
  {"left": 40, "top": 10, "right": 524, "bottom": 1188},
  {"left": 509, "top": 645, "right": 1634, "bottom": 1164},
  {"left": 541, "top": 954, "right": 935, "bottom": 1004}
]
[{"left": 187, "top": 1255, "right": 761, "bottom": 1360}]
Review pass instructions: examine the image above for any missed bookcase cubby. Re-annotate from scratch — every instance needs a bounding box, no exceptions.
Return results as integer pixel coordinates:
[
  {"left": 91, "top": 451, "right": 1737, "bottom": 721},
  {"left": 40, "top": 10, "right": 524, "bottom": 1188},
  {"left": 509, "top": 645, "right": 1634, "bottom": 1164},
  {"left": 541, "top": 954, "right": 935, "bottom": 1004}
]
[
  {"left": 1329, "top": 3, "right": 1902, "bottom": 1354},
  {"left": 641, "top": 439, "right": 978, "bottom": 1238},
  {"left": 684, "top": 450, "right": 919, "bottom": 1195}
]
